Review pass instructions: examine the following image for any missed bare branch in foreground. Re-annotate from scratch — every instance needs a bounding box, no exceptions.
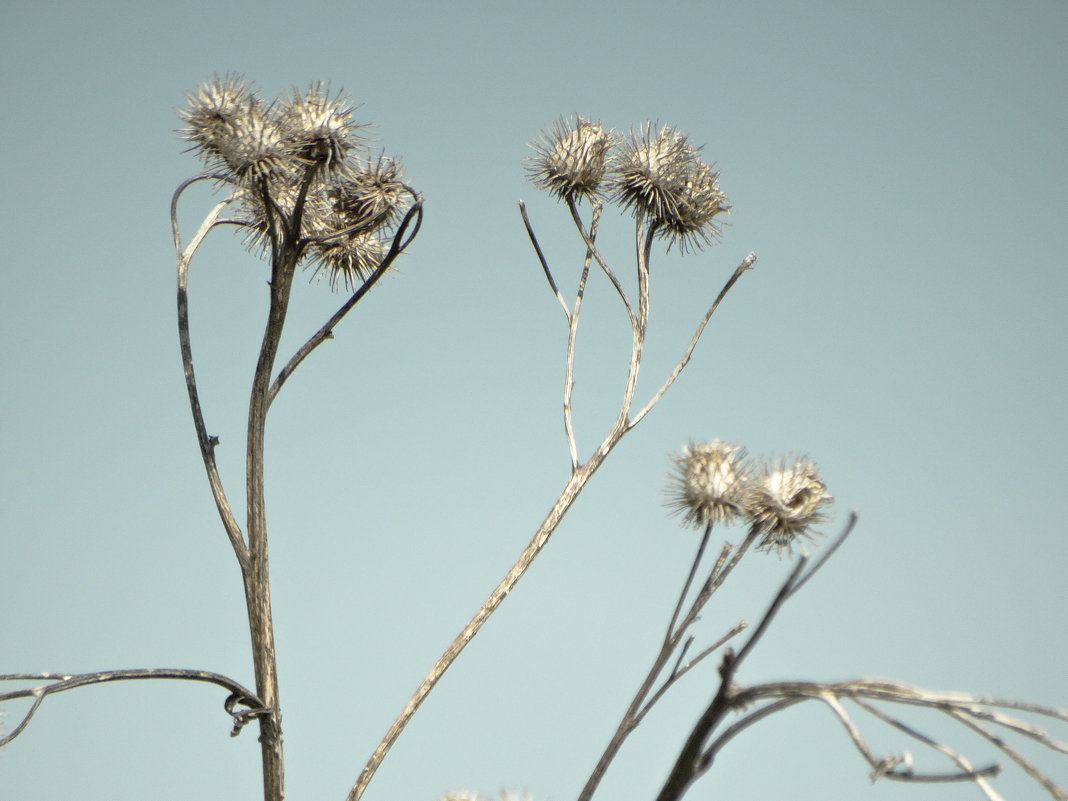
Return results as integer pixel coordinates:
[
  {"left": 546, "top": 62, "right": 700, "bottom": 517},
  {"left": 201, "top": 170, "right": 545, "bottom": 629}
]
[
  {"left": 0, "top": 669, "right": 267, "bottom": 747},
  {"left": 645, "top": 510, "right": 1066, "bottom": 801}
]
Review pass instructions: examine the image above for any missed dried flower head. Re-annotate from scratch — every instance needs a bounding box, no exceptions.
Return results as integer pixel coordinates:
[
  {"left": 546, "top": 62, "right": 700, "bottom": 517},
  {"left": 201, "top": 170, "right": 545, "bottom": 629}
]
[
  {"left": 655, "top": 159, "right": 730, "bottom": 251},
  {"left": 327, "top": 155, "right": 408, "bottom": 234},
  {"left": 308, "top": 230, "right": 388, "bottom": 290},
  {"left": 276, "top": 83, "right": 364, "bottom": 176},
  {"left": 527, "top": 116, "right": 614, "bottom": 201},
  {"left": 179, "top": 75, "right": 255, "bottom": 160},
  {"left": 667, "top": 440, "right": 750, "bottom": 528},
  {"left": 747, "top": 456, "right": 833, "bottom": 552},
  {"left": 610, "top": 123, "right": 730, "bottom": 251},
  {"left": 179, "top": 75, "right": 294, "bottom": 184}
]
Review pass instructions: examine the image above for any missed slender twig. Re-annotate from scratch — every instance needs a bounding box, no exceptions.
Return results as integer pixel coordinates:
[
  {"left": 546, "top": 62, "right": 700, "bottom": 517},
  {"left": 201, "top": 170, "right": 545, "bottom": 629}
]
[
  {"left": 700, "top": 697, "right": 807, "bottom": 766},
  {"left": 949, "top": 711, "right": 1068, "bottom": 801},
  {"left": 519, "top": 200, "right": 570, "bottom": 319},
  {"left": 716, "top": 679, "right": 1067, "bottom": 800},
  {"left": 630, "top": 253, "right": 756, "bottom": 428},
  {"left": 787, "top": 510, "right": 858, "bottom": 598},
  {"left": 609, "top": 215, "right": 649, "bottom": 430},
  {"left": 349, "top": 460, "right": 607, "bottom": 801},
  {"left": 731, "top": 557, "right": 808, "bottom": 668},
  {"left": 351, "top": 190, "right": 750, "bottom": 801},
  {"left": 565, "top": 197, "right": 636, "bottom": 325},
  {"left": 666, "top": 524, "right": 713, "bottom": 639},
  {"left": 637, "top": 621, "right": 748, "bottom": 724},
  {"left": 855, "top": 699, "right": 1005, "bottom": 791},
  {"left": 172, "top": 178, "right": 248, "bottom": 567},
  {"left": 0, "top": 669, "right": 265, "bottom": 747},
  {"left": 577, "top": 529, "right": 746, "bottom": 801},
  {"left": 817, "top": 694, "right": 1003, "bottom": 787},
  {"left": 644, "top": 510, "right": 1065, "bottom": 801},
  {"left": 562, "top": 204, "right": 601, "bottom": 470},
  {"left": 266, "top": 199, "right": 424, "bottom": 407},
  {"left": 655, "top": 558, "right": 808, "bottom": 801}
]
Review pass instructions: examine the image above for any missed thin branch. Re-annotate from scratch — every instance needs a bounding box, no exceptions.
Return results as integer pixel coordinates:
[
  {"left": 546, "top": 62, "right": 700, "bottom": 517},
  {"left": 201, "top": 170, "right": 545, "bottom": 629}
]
[
  {"left": 609, "top": 215, "right": 650, "bottom": 430},
  {"left": 949, "top": 710, "right": 1068, "bottom": 801},
  {"left": 721, "top": 678, "right": 1067, "bottom": 801},
  {"left": 0, "top": 669, "right": 266, "bottom": 747},
  {"left": 266, "top": 200, "right": 424, "bottom": 407},
  {"left": 519, "top": 200, "right": 570, "bottom": 319},
  {"left": 636, "top": 621, "right": 748, "bottom": 725},
  {"left": 819, "top": 693, "right": 903, "bottom": 778},
  {"left": 818, "top": 694, "right": 1003, "bottom": 790},
  {"left": 855, "top": 699, "right": 1006, "bottom": 792},
  {"left": 933, "top": 701, "right": 1068, "bottom": 755},
  {"left": 730, "top": 556, "right": 807, "bottom": 669},
  {"left": 562, "top": 204, "right": 601, "bottom": 471},
  {"left": 172, "top": 180, "right": 248, "bottom": 567},
  {"left": 682, "top": 534, "right": 755, "bottom": 633},
  {"left": 349, "top": 454, "right": 622, "bottom": 801},
  {"left": 356, "top": 195, "right": 753, "bottom": 801},
  {"left": 565, "top": 197, "right": 636, "bottom": 326},
  {"left": 787, "top": 510, "right": 858, "bottom": 598},
  {"left": 656, "top": 623, "right": 749, "bottom": 696},
  {"left": 700, "top": 698, "right": 807, "bottom": 768},
  {"left": 578, "top": 529, "right": 746, "bottom": 801},
  {"left": 630, "top": 253, "right": 755, "bottom": 428},
  {"left": 654, "top": 558, "right": 806, "bottom": 801},
  {"left": 665, "top": 524, "right": 713, "bottom": 639}
]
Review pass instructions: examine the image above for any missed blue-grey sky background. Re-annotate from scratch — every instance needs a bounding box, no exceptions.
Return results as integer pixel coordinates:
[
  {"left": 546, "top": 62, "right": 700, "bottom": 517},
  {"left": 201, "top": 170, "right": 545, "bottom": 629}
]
[{"left": 2, "top": 1, "right": 1066, "bottom": 800}]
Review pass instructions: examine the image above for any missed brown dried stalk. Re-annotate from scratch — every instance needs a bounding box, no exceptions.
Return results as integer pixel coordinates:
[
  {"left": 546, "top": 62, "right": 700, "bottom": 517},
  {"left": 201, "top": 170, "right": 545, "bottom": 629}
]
[
  {"left": 649, "top": 512, "right": 1067, "bottom": 801},
  {"left": 347, "top": 201, "right": 754, "bottom": 801}
]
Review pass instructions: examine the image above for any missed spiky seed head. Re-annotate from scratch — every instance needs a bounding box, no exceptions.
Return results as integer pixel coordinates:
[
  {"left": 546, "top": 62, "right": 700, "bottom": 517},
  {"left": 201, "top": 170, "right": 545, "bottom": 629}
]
[
  {"left": 327, "top": 155, "right": 407, "bottom": 235},
  {"left": 654, "top": 159, "right": 730, "bottom": 252},
  {"left": 610, "top": 123, "right": 730, "bottom": 251},
  {"left": 308, "top": 231, "right": 388, "bottom": 290},
  {"left": 747, "top": 456, "right": 833, "bottom": 552},
  {"left": 527, "top": 116, "right": 614, "bottom": 202},
  {"left": 667, "top": 440, "right": 751, "bottom": 528},
  {"left": 276, "top": 83, "right": 364, "bottom": 177},
  {"left": 178, "top": 74, "right": 257, "bottom": 165}
]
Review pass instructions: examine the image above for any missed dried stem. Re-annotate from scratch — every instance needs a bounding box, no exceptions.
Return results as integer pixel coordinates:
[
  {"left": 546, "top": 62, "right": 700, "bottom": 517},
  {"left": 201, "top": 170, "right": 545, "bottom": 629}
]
[
  {"left": 267, "top": 197, "right": 424, "bottom": 407},
  {"left": 240, "top": 168, "right": 320, "bottom": 801},
  {"left": 630, "top": 253, "right": 755, "bottom": 428},
  {"left": 172, "top": 175, "right": 248, "bottom": 568},
  {"left": 349, "top": 459, "right": 603, "bottom": 801},
  {"left": 561, "top": 204, "right": 601, "bottom": 470},
  {"left": 519, "top": 200, "right": 570, "bottom": 319},
  {"left": 350, "top": 203, "right": 752, "bottom": 801},
  {"left": 949, "top": 712, "right": 1068, "bottom": 800},
  {"left": 0, "top": 670, "right": 265, "bottom": 747},
  {"left": 172, "top": 163, "right": 427, "bottom": 801},
  {"left": 565, "top": 197, "right": 636, "bottom": 326},
  {"left": 642, "top": 515, "right": 1067, "bottom": 801},
  {"left": 576, "top": 526, "right": 752, "bottom": 801},
  {"left": 654, "top": 557, "right": 808, "bottom": 801}
]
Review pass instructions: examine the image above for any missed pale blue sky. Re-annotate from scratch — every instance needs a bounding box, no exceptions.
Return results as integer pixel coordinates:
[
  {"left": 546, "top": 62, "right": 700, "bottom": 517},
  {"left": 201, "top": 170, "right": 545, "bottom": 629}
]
[{"left": 2, "top": 1, "right": 1066, "bottom": 800}]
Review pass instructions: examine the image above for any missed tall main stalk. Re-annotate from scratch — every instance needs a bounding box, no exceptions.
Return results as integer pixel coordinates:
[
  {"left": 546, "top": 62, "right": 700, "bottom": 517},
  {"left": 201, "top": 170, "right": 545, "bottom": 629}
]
[{"left": 243, "top": 239, "right": 300, "bottom": 801}]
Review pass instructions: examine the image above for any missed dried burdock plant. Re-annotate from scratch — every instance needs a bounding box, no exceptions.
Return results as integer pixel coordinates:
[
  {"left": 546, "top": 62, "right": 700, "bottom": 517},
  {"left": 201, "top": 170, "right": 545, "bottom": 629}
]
[
  {"left": 10, "top": 91, "right": 1056, "bottom": 801},
  {"left": 351, "top": 118, "right": 754, "bottom": 800}
]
